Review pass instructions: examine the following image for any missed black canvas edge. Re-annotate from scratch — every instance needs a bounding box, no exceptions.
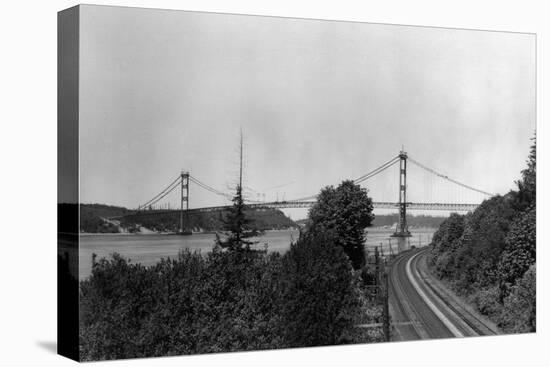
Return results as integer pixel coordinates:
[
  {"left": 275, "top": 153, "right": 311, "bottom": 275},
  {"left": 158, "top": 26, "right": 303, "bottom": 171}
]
[{"left": 57, "top": 5, "right": 80, "bottom": 362}]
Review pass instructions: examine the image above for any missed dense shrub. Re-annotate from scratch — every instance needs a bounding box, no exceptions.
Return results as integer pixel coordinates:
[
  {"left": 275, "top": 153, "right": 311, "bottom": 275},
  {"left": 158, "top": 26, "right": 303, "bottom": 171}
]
[
  {"left": 79, "top": 254, "right": 160, "bottom": 359},
  {"left": 497, "top": 206, "right": 536, "bottom": 295},
  {"left": 428, "top": 213, "right": 465, "bottom": 278},
  {"left": 278, "top": 231, "right": 363, "bottom": 346},
  {"left": 498, "top": 264, "right": 536, "bottom": 333},
  {"left": 79, "top": 231, "right": 378, "bottom": 360},
  {"left": 431, "top": 213, "right": 465, "bottom": 253},
  {"left": 429, "top": 195, "right": 517, "bottom": 293},
  {"left": 454, "top": 195, "right": 517, "bottom": 291},
  {"left": 469, "top": 285, "right": 502, "bottom": 321}
]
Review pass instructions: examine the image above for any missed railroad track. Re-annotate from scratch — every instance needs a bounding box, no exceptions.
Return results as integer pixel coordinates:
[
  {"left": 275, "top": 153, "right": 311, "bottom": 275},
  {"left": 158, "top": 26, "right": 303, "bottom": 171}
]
[{"left": 388, "top": 247, "right": 499, "bottom": 341}]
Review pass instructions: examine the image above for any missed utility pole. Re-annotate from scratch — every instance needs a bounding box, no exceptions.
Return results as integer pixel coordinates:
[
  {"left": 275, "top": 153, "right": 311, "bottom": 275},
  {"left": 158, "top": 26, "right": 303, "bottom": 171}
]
[
  {"left": 382, "top": 269, "right": 390, "bottom": 342},
  {"left": 374, "top": 246, "right": 380, "bottom": 288}
]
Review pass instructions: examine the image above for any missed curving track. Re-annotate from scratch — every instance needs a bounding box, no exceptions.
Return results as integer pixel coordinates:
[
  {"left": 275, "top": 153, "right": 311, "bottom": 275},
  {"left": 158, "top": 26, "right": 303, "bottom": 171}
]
[{"left": 388, "top": 247, "right": 499, "bottom": 341}]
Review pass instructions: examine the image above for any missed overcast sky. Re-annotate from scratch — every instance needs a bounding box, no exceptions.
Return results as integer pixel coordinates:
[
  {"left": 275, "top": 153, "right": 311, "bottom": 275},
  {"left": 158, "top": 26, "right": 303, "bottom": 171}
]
[{"left": 78, "top": 5, "right": 535, "bottom": 217}]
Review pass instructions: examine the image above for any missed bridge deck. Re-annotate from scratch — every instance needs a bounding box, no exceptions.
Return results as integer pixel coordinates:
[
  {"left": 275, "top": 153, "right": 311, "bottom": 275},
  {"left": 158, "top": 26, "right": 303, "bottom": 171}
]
[{"left": 112, "top": 201, "right": 479, "bottom": 219}]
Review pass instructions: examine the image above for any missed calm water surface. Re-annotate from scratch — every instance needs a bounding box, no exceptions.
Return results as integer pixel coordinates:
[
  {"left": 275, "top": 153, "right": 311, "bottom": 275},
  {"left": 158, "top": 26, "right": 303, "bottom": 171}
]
[{"left": 79, "top": 227, "right": 435, "bottom": 279}]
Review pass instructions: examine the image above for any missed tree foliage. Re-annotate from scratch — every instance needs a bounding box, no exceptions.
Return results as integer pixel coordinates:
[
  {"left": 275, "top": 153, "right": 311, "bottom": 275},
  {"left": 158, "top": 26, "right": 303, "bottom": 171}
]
[
  {"left": 308, "top": 180, "right": 374, "bottom": 269},
  {"left": 278, "top": 231, "right": 363, "bottom": 346},
  {"left": 79, "top": 229, "right": 381, "bottom": 360},
  {"left": 216, "top": 185, "right": 263, "bottom": 252},
  {"left": 429, "top": 195, "right": 516, "bottom": 292},
  {"left": 428, "top": 213, "right": 465, "bottom": 278},
  {"left": 499, "top": 264, "right": 536, "bottom": 333},
  {"left": 118, "top": 207, "right": 295, "bottom": 233},
  {"left": 427, "top": 134, "right": 536, "bottom": 333},
  {"left": 497, "top": 205, "right": 536, "bottom": 293},
  {"left": 514, "top": 134, "right": 536, "bottom": 211}
]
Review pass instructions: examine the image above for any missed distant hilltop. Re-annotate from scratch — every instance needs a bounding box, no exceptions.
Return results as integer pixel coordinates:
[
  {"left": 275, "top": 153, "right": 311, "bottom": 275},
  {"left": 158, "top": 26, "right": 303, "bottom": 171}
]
[{"left": 59, "top": 203, "right": 297, "bottom": 234}]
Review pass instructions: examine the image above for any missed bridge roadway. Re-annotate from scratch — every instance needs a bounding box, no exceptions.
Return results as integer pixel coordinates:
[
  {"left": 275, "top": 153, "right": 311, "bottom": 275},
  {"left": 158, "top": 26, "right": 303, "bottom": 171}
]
[
  {"left": 115, "top": 201, "right": 479, "bottom": 219},
  {"left": 388, "top": 247, "right": 499, "bottom": 341}
]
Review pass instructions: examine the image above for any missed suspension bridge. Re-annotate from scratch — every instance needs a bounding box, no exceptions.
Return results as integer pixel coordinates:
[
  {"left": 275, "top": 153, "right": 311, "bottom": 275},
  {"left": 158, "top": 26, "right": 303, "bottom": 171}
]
[{"left": 111, "top": 150, "right": 493, "bottom": 250}]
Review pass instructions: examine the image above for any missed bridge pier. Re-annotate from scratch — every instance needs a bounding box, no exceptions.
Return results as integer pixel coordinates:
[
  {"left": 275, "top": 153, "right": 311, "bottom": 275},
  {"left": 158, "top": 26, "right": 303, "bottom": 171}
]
[
  {"left": 179, "top": 171, "right": 191, "bottom": 235},
  {"left": 392, "top": 150, "right": 412, "bottom": 253},
  {"left": 393, "top": 234, "right": 411, "bottom": 253}
]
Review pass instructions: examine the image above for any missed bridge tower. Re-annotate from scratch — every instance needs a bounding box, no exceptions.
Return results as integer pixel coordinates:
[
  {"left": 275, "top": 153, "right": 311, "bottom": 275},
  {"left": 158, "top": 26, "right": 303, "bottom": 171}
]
[
  {"left": 392, "top": 150, "right": 411, "bottom": 252},
  {"left": 179, "top": 171, "right": 191, "bottom": 235}
]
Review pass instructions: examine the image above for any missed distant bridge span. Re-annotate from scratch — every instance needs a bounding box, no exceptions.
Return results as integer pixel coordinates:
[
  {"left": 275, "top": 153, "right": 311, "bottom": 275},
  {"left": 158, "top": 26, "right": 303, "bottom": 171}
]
[
  {"left": 245, "top": 200, "right": 479, "bottom": 212},
  {"left": 112, "top": 200, "right": 479, "bottom": 220},
  {"left": 192, "top": 201, "right": 479, "bottom": 212},
  {"left": 126, "top": 150, "right": 492, "bottom": 241}
]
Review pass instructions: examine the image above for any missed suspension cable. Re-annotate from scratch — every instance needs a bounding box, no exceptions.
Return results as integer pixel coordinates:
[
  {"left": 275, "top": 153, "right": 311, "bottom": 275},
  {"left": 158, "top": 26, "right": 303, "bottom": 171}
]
[
  {"left": 139, "top": 175, "right": 181, "bottom": 210},
  {"left": 354, "top": 156, "right": 400, "bottom": 184},
  {"left": 140, "top": 180, "right": 181, "bottom": 209},
  {"left": 189, "top": 176, "right": 233, "bottom": 200},
  {"left": 267, "top": 156, "right": 401, "bottom": 203},
  {"left": 408, "top": 156, "right": 494, "bottom": 196}
]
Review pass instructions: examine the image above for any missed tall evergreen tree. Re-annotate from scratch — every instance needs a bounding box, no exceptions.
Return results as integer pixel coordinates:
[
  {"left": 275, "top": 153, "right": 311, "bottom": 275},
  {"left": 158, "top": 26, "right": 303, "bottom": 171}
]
[
  {"left": 216, "top": 184, "right": 261, "bottom": 252},
  {"left": 216, "top": 131, "right": 262, "bottom": 252},
  {"left": 515, "top": 133, "right": 536, "bottom": 211}
]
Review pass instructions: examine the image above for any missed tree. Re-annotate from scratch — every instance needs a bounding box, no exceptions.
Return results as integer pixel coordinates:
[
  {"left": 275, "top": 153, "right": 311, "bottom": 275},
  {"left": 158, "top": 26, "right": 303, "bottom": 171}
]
[
  {"left": 454, "top": 195, "right": 517, "bottom": 290},
  {"left": 278, "top": 230, "right": 362, "bottom": 346},
  {"left": 430, "top": 213, "right": 465, "bottom": 254},
  {"left": 307, "top": 180, "right": 374, "bottom": 269},
  {"left": 497, "top": 205, "right": 536, "bottom": 295},
  {"left": 499, "top": 264, "right": 536, "bottom": 333},
  {"left": 215, "top": 185, "right": 262, "bottom": 252},
  {"left": 514, "top": 134, "right": 536, "bottom": 211},
  {"left": 428, "top": 213, "right": 465, "bottom": 278},
  {"left": 423, "top": 134, "right": 536, "bottom": 331},
  {"left": 215, "top": 131, "right": 262, "bottom": 252}
]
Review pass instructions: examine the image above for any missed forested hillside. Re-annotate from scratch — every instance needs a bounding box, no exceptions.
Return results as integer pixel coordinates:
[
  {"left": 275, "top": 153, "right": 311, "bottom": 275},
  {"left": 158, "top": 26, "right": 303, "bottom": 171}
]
[
  {"left": 80, "top": 204, "right": 130, "bottom": 233},
  {"left": 72, "top": 203, "right": 297, "bottom": 233},
  {"left": 120, "top": 208, "right": 297, "bottom": 232},
  {"left": 58, "top": 204, "right": 131, "bottom": 233},
  {"left": 428, "top": 137, "right": 536, "bottom": 333}
]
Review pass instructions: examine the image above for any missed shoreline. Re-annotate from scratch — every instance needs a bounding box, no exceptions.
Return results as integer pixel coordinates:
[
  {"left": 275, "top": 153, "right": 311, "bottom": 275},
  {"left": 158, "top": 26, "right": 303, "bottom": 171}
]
[
  {"left": 78, "top": 226, "right": 437, "bottom": 236},
  {"left": 78, "top": 228, "right": 301, "bottom": 236}
]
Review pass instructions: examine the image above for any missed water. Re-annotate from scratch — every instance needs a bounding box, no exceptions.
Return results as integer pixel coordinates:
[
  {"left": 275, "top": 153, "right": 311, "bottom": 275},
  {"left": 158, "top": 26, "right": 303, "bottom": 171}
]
[
  {"left": 365, "top": 227, "right": 436, "bottom": 255},
  {"left": 79, "top": 230, "right": 299, "bottom": 279},
  {"left": 79, "top": 227, "right": 436, "bottom": 279}
]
